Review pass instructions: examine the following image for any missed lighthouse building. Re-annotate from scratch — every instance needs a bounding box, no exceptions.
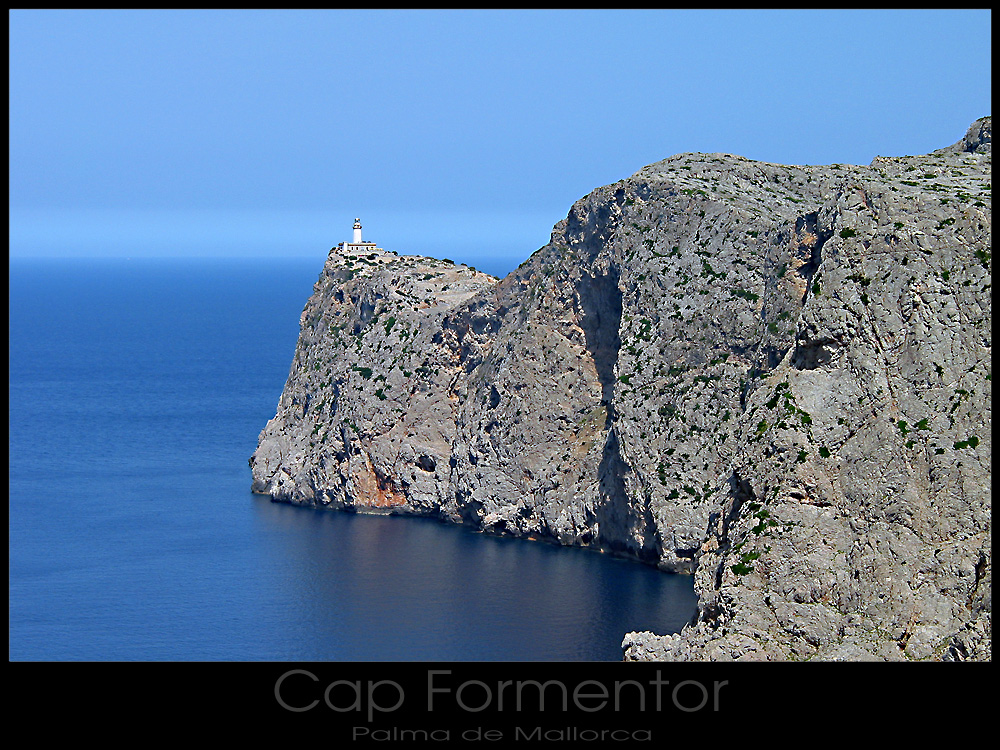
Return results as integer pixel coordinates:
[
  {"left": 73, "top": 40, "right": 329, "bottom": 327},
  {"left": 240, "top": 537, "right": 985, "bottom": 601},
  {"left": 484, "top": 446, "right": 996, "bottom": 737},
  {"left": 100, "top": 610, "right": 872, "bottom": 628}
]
[{"left": 337, "top": 218, "right": 384, "bottom": 256}]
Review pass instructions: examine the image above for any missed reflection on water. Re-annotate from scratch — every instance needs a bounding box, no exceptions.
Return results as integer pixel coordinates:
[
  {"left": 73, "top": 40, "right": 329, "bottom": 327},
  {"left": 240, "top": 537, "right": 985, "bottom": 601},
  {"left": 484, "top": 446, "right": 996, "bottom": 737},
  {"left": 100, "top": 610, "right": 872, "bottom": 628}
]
[{"left": 251, "top": 499, "right": 698, "bottom": 661}]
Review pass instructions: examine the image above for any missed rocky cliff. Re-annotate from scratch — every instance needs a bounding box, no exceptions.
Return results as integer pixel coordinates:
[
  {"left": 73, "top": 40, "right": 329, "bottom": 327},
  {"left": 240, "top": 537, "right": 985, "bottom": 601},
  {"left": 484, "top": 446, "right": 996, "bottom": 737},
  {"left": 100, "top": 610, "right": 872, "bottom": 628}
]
[{"left": 252, "top": 118, "right": 991, "bottom": 661}]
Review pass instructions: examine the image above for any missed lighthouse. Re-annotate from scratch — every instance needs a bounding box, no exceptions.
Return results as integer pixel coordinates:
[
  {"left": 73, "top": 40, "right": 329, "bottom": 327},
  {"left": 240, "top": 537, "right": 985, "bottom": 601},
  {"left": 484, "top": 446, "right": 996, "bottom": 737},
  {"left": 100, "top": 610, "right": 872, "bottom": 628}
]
[{"left": 337, "top": 217, "right": 385, "bottom": 257}]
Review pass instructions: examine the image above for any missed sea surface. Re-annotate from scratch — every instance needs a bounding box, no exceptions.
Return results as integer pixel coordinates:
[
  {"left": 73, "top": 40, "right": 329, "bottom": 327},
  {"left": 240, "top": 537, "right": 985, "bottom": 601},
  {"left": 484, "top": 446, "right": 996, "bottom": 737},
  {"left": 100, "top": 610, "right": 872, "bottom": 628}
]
[{"left": 9, "top": 256, "right": 697, "bottom": 661}]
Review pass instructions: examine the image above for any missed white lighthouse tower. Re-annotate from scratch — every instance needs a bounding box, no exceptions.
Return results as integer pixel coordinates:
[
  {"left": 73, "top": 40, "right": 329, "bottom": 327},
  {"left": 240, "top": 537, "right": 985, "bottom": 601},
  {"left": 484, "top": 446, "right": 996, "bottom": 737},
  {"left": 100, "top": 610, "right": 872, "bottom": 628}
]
[{"left": 337, "top": 217, "right": 384, "bottom": 256}]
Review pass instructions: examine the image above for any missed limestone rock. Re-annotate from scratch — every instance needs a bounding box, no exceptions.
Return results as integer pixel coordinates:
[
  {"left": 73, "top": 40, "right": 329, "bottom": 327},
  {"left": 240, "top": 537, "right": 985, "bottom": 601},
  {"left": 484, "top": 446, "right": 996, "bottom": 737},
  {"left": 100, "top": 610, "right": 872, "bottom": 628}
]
[{"left": 253, "top": 118, "right": 991, "bottom": 661}]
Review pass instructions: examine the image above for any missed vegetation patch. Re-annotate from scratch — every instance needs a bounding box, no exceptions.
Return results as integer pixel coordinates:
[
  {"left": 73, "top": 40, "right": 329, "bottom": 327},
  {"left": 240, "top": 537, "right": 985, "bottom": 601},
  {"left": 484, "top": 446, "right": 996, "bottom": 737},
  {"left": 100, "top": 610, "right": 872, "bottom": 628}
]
[{"left": 731, "top": 288, "right": 760, "bottom": 303}]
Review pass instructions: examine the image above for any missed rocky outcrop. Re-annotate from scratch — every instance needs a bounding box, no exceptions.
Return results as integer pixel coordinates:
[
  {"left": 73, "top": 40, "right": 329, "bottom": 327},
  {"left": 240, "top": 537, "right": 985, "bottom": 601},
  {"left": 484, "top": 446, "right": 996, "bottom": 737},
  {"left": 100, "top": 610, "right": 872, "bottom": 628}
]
[{"left": 252, "top": 118, "right": 991, "bottom": 661}]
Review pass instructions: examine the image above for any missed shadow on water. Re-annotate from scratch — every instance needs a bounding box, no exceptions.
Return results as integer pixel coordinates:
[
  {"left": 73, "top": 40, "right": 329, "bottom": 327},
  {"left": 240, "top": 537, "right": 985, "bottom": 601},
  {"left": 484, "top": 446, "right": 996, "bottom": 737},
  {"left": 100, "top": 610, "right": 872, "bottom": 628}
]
[{"left": 250, "top": 498, "right": 698, "bottom": 661}]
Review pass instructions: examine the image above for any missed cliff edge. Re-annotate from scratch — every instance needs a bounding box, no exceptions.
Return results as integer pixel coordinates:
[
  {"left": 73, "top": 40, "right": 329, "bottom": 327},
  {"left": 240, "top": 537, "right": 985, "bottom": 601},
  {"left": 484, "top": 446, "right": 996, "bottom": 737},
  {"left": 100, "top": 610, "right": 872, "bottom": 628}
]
[{"left": 252, "top": 118, "right": 991, "bottom": 661}]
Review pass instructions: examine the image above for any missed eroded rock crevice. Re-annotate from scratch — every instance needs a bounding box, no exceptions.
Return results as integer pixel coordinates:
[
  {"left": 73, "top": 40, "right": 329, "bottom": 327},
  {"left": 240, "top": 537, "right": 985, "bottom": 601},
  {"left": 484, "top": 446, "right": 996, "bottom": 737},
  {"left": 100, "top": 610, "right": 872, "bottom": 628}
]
[
  {"left": 595, "top": 427, "right": 661, "bottom": 563},
  {"left": 576, "top": 266, "right": 622, "bottom": 417}
]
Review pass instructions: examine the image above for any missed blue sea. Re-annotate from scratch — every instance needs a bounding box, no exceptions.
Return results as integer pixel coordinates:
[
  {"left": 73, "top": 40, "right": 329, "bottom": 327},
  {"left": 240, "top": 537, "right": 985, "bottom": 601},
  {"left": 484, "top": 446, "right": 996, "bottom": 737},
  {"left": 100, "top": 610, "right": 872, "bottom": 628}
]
[{"left": 9, "top": 256, "right": 697, "bottom": 661}]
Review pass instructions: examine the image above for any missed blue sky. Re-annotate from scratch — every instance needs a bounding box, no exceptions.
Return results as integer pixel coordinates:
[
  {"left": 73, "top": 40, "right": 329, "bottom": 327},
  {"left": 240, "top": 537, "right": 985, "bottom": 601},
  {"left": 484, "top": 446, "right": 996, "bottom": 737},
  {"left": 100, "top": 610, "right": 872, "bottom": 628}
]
[{"left": 9, "top": 9, "right": 992, "bottom": 272}]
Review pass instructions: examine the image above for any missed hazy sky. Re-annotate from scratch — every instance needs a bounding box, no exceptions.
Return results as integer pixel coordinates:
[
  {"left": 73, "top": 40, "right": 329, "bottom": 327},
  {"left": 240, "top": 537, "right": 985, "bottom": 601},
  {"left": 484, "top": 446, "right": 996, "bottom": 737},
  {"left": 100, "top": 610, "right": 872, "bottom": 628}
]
[{"left": 9, "top": 9, "right": 992, "bottom": 267}]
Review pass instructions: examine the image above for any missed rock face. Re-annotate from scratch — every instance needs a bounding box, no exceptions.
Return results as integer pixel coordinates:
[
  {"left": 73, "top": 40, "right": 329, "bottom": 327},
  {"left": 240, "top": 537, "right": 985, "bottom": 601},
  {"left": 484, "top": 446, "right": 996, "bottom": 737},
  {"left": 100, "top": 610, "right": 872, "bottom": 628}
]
[{"left": 252, "top": 118, "right": 991, "bottom": 661}]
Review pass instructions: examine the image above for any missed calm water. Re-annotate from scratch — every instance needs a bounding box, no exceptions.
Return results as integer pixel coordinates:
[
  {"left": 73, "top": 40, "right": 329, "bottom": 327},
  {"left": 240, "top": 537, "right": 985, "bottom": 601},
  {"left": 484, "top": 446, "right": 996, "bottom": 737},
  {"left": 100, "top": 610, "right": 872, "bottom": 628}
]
[{"left": 9, "top": 257, "right": 696, "bottom": 661}]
